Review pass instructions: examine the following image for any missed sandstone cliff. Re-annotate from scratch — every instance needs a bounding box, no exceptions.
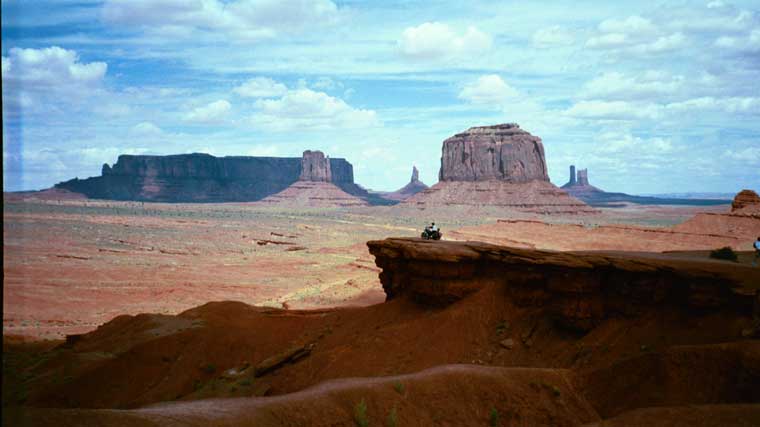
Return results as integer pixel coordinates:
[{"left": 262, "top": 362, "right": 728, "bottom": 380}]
[
  {"left": 299, "top": 150, "right": 332, "bottom": 182},
  {"left": 731, "top": 189, "right": 760, "bottom": 214},
  {"left": 55, "top": 152, "right": 362, "bottom": 203},
  {"left": 367, "top": 238, "right": 758, "bottom": 332},
  {"left": 438, "top": 123, "right": 549, "bottom": 183},
  {"left": 404, "top": 124, "right": 592, "bottom": 214}
]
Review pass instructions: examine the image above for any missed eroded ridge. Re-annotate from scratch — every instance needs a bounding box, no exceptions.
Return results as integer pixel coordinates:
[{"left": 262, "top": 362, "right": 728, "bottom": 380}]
[{"left": 367, "top": 238, "right": 759, "bottom": 331}]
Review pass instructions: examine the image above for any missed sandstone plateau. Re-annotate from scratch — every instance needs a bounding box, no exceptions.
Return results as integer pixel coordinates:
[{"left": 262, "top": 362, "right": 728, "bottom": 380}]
[
  {"left": 405, "top": 124, "right": 594, "bottom": 214},
  {"left": 55, "top": 152, "right": 365, "bottom": 203}
]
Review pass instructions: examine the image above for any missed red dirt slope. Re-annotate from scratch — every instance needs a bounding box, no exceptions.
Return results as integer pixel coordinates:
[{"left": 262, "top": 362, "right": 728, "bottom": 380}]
[{"left": 4, "top": 239, "right": 760, "bottom": 426}]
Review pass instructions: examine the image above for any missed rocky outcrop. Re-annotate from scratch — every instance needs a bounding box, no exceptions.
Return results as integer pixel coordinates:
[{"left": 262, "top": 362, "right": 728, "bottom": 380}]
[
  {"left": 383, "top": 166, "right": 429, "bottom": 201},
  {"left": 404, "top": 124, "right": 592, "bottom": 213},
  {"left": 258, "top": 182, "right": 369, "bottom": 207},
  {"left": 732, "top": 189, "right": 760, "bottom": 214},
  {"left": 55, "top": 152, "right": 364, "bottom": 203},
  {"left": 567, "top": 165, "right": 576, "bottom": 186},
  {"left": 562, "top": 165, "right": 601, "bottom": 192},
  {"left": 367, "top": 238, "right": 758, "bottom": 332},
  {"left": 576, "top": 168, "right": 589, "bottom": 186},
  {"left": 439, "top": 124, "right": 549, "bottom": 183},
  {"left": 299, "top": 150, "right": 331, "bottom": 182}
]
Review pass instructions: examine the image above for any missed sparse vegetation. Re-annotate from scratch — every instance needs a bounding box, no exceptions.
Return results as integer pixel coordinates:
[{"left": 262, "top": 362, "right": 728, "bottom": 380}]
[
  {"left": 202, "top": 363, "right": 216, "bottom": 374},
  {"left": 354, "top": 398, "right": 369, "bottom": 427},
  {"left": 495, "top": 320, "right": 509, "bottom": 335},
  {"left": 489, "top": 407, "right": 501, "bottom": 427},
  {"left": 710, "top": 246, "right": 738, "bottom": 262},
  {"left": 386, "top": 406, "right": 398, "bottom": 427},
  {"left": 393, "top": 380, "right": 405, "bottom": 394}
]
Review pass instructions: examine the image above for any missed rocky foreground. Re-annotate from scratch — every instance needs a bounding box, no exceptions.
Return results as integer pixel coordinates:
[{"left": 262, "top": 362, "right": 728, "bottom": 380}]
[{"left": 4, "top": 238, "right": 759, "bottom": 426}]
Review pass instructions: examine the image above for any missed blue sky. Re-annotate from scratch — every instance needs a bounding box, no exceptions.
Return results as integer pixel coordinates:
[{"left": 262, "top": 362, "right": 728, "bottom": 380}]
[{"left": 2, "top": 0, "right": 759, "bottom": 194}]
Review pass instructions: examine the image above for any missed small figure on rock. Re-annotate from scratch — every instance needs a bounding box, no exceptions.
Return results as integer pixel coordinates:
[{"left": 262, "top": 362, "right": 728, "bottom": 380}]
[
  {"left": 421, "top": 222, "right": 442, "bottom": 240},
  {"left": 753, "top": 237, "right": 760, "bottom": 267}
]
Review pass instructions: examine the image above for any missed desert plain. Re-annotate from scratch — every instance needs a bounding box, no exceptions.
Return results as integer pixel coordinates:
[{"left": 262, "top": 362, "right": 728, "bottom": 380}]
[
  {"left": 3, "top": 187, "right": 760, "bottom": 427},
  {"left": 4, "top": 194, "right": 752, "bottom": 341}
]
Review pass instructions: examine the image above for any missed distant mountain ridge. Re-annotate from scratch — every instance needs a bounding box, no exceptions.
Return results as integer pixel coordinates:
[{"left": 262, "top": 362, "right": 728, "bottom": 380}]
[{"left": 560, "top": 166, "right": 731, "bottom": 207}]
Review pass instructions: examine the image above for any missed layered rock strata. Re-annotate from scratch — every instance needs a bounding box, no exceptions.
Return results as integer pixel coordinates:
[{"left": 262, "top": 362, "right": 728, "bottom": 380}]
[
  {"left": 403, "top": 124, "right": 592, "bottom": 213},
  {"left": 300, "top": 150, "right": 331, "bottom": 182},
  {"left": 438, "top": 123, "right": 549, "bottom": 183},
  {"left": 367, "top": 238, "right": 758, "bottom": 332},
  {"left": 55, "top": 152, "right": 362, "bottom": 203},
  {"left": 732, "top": 189, "right": 760, "bottom": 214},
  {"left": 259, "top": 150, "right": 369, "bottom": 207}
]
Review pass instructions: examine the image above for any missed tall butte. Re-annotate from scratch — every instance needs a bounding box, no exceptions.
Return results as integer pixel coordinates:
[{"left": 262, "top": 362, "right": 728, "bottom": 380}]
[
  {"left": 383, "top": 166, "right": 429, "bottom": 201},
  {"left": 404, "top": 124, "right": 593, "bottom": 214},
  {"left": 259, "top": 150, "right": 368, "bottom": 207}
]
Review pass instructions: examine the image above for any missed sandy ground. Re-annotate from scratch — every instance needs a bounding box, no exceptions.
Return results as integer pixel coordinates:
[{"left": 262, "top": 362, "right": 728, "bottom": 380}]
[{"left": 2, "top": 197, "right": 736, "bottom": 340}]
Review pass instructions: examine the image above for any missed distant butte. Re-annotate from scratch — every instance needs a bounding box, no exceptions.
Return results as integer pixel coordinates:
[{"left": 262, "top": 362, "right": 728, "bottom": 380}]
[
  {"left": 53, "top": 151, "right": 386, "bottom": 204},
  {"left": 731, "top": 189, "right": 760, "bottom": 214},
  {"left": 382, "top": 166, "right": 429, "bottom": 201},
  {"left": 561, "top": 165, "right": 732, "bottom": 208},
  {"left": 404, "top": 124, "right": 594, "bottom": 214},
  {"left": 259, "top": 150, "right": 369, "bottom": 207}
]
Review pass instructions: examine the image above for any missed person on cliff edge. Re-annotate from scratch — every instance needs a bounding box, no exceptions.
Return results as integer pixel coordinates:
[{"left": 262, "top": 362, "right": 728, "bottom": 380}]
[{"left": 753, "top": 237, "right": 760, "bottom": 267}]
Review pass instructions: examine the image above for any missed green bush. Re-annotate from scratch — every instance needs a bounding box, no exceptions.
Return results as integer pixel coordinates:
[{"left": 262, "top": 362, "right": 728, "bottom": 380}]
[
  {"left": 393, "top": 381, "right": 405, "bottom": 394},
  {"left": 710, "top": 246, "right": 738, "bottom": 262},
  {"left": 489, "top": 407, "right": 500, "bottom": 427},
  {"left": 387, "top": 406, "right": 398, "bottom": 427},
  {"left": 354, "top": 399, "right": 369, "bottom": 427}
]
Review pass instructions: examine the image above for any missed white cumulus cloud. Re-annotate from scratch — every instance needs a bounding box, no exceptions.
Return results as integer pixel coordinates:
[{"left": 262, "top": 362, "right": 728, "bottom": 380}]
[
  {"left": 249, "top": 88, "right": 379, "bottom": 131},
  {"left": 398, "top": 22, "right": 492, "bottom": 60},
  {"left": 233, "top": 77, "right": 287, "bottom": 98},
  {"left": 2, "top": 46, "right": 107, "bottom": 89},
  {"left": 580, "top": 71, "right": 684, "bottom": 101},
  {"left": 184, "top": 100, "right": 232, "bottom": 123},
  {"left": 458, "top": 75, "right": 519, "bottom": 106}
]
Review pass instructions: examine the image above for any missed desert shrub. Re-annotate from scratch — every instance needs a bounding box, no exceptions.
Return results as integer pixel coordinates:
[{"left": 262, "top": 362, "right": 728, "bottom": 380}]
[
  {"left": 354, "top": 399, "right": 369, "bottom": 427},
  {"left": 710, "top": 246, "right": 738, "bottom": 262},
  {"left": 489, "top": 407, "right": 500, "bottom": 427},
  {"left": 393, "top": 381, "right": 405, "bottom": 394},
  {"left": 202, "top": 363, "right": 216, "bottom": 374},
  {"left": 386, "top": 406, "right": 398, "bottom": 427}
]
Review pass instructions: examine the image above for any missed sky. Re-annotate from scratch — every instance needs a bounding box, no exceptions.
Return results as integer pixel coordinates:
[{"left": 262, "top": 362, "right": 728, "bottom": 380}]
[{"left": 2, "top": 0, "right": 759, "bottom": 194}]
